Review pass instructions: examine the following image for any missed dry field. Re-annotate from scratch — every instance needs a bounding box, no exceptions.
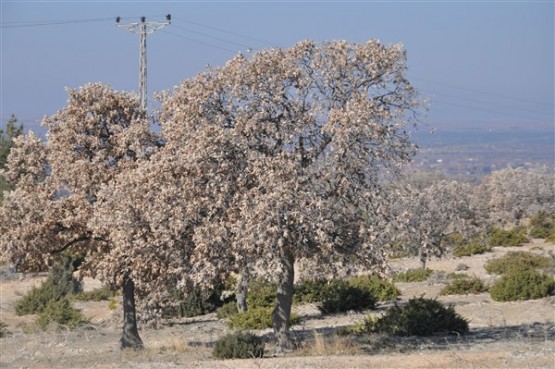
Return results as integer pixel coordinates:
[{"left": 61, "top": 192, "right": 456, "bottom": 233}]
[{"left": 1, "top": 241, "right": 554, "bottom": 369}]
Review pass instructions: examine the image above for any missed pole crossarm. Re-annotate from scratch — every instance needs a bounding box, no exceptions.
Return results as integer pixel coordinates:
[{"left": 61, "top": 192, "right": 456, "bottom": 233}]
[{"left": 116, "top": 15, "right": 171, "bottom": 111}]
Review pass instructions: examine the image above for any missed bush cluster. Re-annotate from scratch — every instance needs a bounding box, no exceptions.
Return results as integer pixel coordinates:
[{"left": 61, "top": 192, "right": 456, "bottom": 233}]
[
  {"left": 73, "top": 285, "right": 116, "bottom": 302},
  {"left": 246, "top": 278, "right": 277, "bottom": 309},
  {"left": 0, "top": 321, "right": 8, "bottom": 338},
  {"left": 318, "top": 280, "right": 376, "bottom": 314},
  {"left": 440, "top": 277, "right": 488, "bottom": 295},
  {"left": 15, "top": 258, "right": 83, "bottom": 316},
  {"left": 293, "top": 279, "right": 328, "bottom": 304},
  {"left": 347, "top": 275, "right": 400, "bottom": 302},
  {"left": 36, "top": 298, "right": 89, "bottom": 329},
  {"left": 227, "top": 306, "right": 300, "bottom": 330},
  {"left": 453, "top": 241, "right": 491, "bottom": 257},
  {"left": 368, "top": 297, "right": 469, "bottom": 336},
  {"left": 212, "top": 332, "right": 264, "bottom": 359},
  {"left": 489, "top": 267, "right": 555, "bottom": 302},
  {"left": 529, "top": 211, "right": 555, "bottom": 239},
  {"left": 489, "top": 227, "right": 528, "bottom": 247},
  {"left": 392, "top": 268, "right": 433, "bottom": 283},
  {"left": 484, "top": 251, "right": 553, "bottom": 275}
]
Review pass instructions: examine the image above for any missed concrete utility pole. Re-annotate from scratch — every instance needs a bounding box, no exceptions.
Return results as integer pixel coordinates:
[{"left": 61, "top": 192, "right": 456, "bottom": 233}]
[{"left": 116, "top": 15, "right": 171, "bottom": 111}]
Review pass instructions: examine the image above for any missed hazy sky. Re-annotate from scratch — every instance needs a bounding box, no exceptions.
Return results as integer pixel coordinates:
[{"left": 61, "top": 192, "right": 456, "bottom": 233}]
[{"left": 1, "top": 1, "right": 553, "bottom": 136}]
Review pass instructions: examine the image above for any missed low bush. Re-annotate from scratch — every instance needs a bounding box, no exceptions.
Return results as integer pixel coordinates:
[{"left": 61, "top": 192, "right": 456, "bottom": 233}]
[
  {"left": 216, "top": 301, "right": 238, "bottom": 319},
  {"left": 440, "top": 277, "right": 488, "bottom": 295},
  {"left": 293, "top": 279, "right": 328, "bottom": 304},
  {"left": 392, "top": 268, "right": 433, "bottom": 283},
  {"left": 489, "top": 267, "right": 555, "bottom": 302},
  {"left": 15, "top": 257, "right": 83, "bottom": 316},
  {"left": 73, "top": 285, "right": 116, "bottom": 301},
  {"left": 318, "top": 280, "right": 375, "bottom": 314},
  {"left": 246, "top": 278, "right": 277, "bottom": 309},
  {"left": 36, "top": 298, "right": 89, "bottom": 329},
  {"left": 212, "top": 332, "right": 264, "bottom": 359},
  {"left": 489, "top": 227, "right": 528, "bottom": 247},
  {"left": 164, "top": 286, "right": 223, "bottom": 318},
  {"left": 227, "top": 306, "right": 299, "bottom": 330},
  {"left": 547, "top": 231, "right": 555, "bottom": 244},
  {"left": 369, "top": 297, "right": 469, "bottom": 336},
  {"left": 454, "top": 241, "right": 491, "bottom": 257},
  {"left": 347, "top": 275, "right": 400, "bottom": 302},
  {"left": 529, "top": 211, "right": 555, "bottom": 239},
  {"left": 484, "top": 251, "right": 553, "bottom": 275}
]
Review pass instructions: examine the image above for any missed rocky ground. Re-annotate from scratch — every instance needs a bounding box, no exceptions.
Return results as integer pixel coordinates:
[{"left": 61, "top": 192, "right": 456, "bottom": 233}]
[{"left": 1, "top": 241, "right": 554, "bottom": 369}]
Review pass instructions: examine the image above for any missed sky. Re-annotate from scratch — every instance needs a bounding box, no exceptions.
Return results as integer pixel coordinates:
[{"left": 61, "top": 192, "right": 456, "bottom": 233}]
[{"left": 1, "top": 1, "right": 554, "bottom": 139}]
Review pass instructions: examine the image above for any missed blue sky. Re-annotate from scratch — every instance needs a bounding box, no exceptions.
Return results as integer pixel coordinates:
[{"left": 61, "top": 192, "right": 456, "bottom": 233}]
[{"left": 1, "top": 1, "right": 553, "bottom": 138}]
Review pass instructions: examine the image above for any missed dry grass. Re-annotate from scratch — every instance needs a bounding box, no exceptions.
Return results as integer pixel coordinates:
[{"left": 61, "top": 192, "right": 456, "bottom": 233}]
[{"left": 298, "top": 331, "right": 359, "bottom": 356}]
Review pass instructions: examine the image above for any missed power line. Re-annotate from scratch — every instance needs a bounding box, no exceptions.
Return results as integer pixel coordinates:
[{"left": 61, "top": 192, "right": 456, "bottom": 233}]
[
  {"left": 413, "top": 76, "right": 553, "bottom": 107},
  {"left": 0, "top": 15, "right": 164, "bottom": 29},
  {"left": 171, "top": 24, "right": 253, "bottom": 50},
  {"left": 160, "top": 29, "right": 238, "bottom": 54}
]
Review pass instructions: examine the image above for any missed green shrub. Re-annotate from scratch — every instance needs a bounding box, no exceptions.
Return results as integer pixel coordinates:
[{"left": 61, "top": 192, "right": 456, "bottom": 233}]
[
  {"left": 247, "top": 278, "right": 277, "bottom": 309},
  {"left": 489, "top": 267, "right": 555, "bottom": 302},
  {"left": 36, "top": 298, "right": 89, "bottom": 329},
  {"left": 73, "top": 285, "right": 116, "bottom": 301},
  {"left": 217, "top": 301, "right": 238, "bottom": 319},
  {"left": 489, "top": 227, "right": 528, "bottom": 247},
  {"left": 227, "top": 306, "right": 300, "bottom": 330},
  {"left": 0, "top": 321, "right": 8, "bottom": 338},
  {"left": 347, "top": 275, "right": 400, "bottom": 302},
  {"left": 484, "top": 251, "right": 553, "bottom": 275},
  {"left": 318, "top": 280, "right": 375, "bottom": 314},
  {"left": 369, "top": 297, "right": 469, "bottom": 336},
  {"left": 447, "top": 272, "right": 468, "bottom": 280},
  {"left": 440, "top": 277, "right": 488, "bottom": 295},
  {"left": 547, "top": 231, "right": 555, "bottom": 244},
  {"left": 15, "top": 257, "right": 83, "bottom": 316},
  {"left": 293, "top": 279, "right": 328, "bottom": 304},
  {"left": 392, "top": 268, "right": 433, "bottom": 283},
  {"left": 454, "top": 241, "right": 491, "bottom": 257},
  {"left": 529, "top": 211, "right": 555, "bottom": 239},
  {"left": 212, "top": 332, "right": 264, "bottom": 359}
]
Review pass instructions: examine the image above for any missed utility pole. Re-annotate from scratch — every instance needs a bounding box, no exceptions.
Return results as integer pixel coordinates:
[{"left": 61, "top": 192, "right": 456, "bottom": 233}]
[{"left": 116, "top": 15, "right": 171, "bottom": 111}]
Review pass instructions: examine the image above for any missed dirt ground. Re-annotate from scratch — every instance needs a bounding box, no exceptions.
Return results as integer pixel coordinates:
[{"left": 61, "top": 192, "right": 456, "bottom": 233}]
[{"left": 1, "top": 241, "right": 554, "bottom": 369}]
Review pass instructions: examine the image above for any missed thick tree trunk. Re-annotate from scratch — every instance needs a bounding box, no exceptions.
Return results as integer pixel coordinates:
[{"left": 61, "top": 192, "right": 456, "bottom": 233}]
[
  {"left": 120, "top": 277, "right": 144, "bottom": 350},
  {"left": 236, "top": 269, "right": 249, "bottom": 313},
  {"left": 272, "top": 250, "right": 295, "bottom": 353}
]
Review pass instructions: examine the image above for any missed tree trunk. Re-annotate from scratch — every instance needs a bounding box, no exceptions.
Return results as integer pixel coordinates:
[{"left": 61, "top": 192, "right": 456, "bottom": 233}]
[
  {"left": 272, "top": 250, "right": 295, "bottom": 353},
  {"left": 419, "top": 248, "right": 427, "bottom": 270},
  {"left": 236, "top": 269, "right": 249, "bottom": 313},
  {"left": 120, "top": 277, "right": 144, "bottom": 350}
]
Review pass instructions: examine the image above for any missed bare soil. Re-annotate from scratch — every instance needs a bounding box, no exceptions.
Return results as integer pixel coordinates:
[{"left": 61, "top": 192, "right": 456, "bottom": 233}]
[{"left": 1, "top": 241, "right": 554, "bottom": 369}]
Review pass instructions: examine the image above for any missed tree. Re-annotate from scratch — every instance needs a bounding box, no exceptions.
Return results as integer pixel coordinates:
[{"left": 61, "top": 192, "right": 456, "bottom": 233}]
[
  {"left": 0, "top": 114, "right": 24, "bottom": 205},
  {"left": 474, "top": 166, "right": 555, "bottom": 226},
  {"left": 0, "top": 84, "right": 157, "bottom": 349},
  {"left": 392, "top": 174, "right": 482, "bottom": 269},
  {"left": 154, "top": 40, "right": 424, "bottom": 350}
]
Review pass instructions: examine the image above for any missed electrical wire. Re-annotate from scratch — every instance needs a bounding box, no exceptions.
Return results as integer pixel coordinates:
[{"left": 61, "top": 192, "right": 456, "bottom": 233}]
[
  {"left": 0, "top": 15, "right": 165, "bottom": 29},
  {"left": 159, "top": 30, "right": 238, "bottom": 54},
  {"left": 171, "top": 24, "right": 252, "bottom": 50}
]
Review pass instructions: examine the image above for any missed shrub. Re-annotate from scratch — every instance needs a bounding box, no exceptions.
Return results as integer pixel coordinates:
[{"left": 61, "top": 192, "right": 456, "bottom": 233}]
[
  {"left": 36, "top": 298, "right": 89, "bottom": 329},
  {"left": 212, "top": 332, "right": 264, "bottom": 359},
  {"left": 440, "top": 277, "right": 488, "bottom": 295},
  {"left": 529, "top": 211, "right": 555, "bottom": 239},
  {"left": 164, "top": 286, "right": 223, "bottom": 318},
  {"left": 489, "top": 227, "right": 528, "bottom": 247},
  {"left": 489, "top": 267, "right": 555, "bottom": 301},
  {"left": 392, "top": 268, "right": 433, "bottom": 283},
  {"left": 73, "top": 285, "right": 116, "bottom": 301},
  {"left": 484, "top": 251, "right": 553, "bottom": 275},
  {"left": 294, "top": 279, "right": 328, "bottom": 304},
  {"left": 547, "top": 231, "right": 555, "bottom": 244},
  {"left": 246, "top": 278, "right": 277, "bottom": 309},
  {"left": 217, "top": 301, "right": 238, "bottom": 319},
  {"left": 318, "top": 280, "right": 375, "bottom": 314},
  {"left": 15, "top": 257, "right": 83, "bottom": 316},
  {"left": 454, "top": 240, "right": 491, "bottom": 257},
  {"left": 347, "top": 275, "right": 400, "bottom": 302},
  {"left": 227, "top": 306, "right": 299, "bottom": 330},
  {"left": 370, "top": 297, "right": 469, "bottom": 336}
]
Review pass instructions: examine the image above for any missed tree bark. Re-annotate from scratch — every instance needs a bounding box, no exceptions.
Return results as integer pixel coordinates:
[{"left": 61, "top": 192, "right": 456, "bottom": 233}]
[
  {"left": 120, "top": 276, "right": 144, "bottom": 350},
  {"left": 236, "top": 269, "right": 249, "bottom": 313},
  {"left": 272, "top": 249, "right": 295, "bottom": 353},
  {"left": 419, "top": 248, "right": 427, "bottom": 270}
]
